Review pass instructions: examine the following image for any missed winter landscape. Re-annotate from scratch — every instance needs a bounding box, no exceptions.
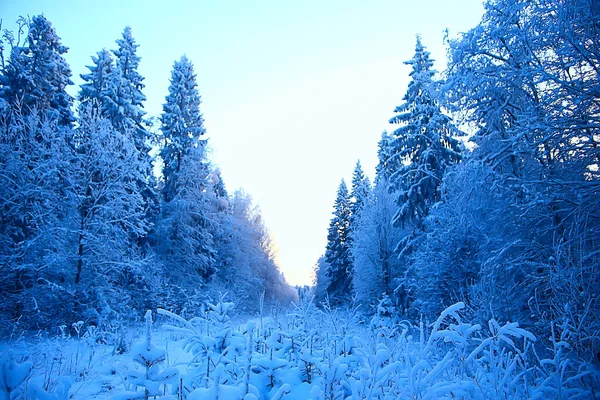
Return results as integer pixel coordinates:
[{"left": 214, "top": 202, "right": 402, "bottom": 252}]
[{"left": 1, "top": 0, "right": 600, "bottom": 398}]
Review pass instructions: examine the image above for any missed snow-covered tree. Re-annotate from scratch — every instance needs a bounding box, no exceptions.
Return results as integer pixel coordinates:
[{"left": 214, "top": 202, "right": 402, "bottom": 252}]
[
  {"left": 103, "top": 27, "right": 156, "bottom": 220},
  {"left": 225, "top": 191, "right": 296, "bottom": 311},
  {"left": 313, "top": 256, "right": 330, "bottom": 305},
  {"left": 154, "top": 56, "right": 215, "bottom": 306},
  {"left": 388, "top": 37, "right": 462, "bottom": 232},
  {"left": 78, "top": 49, "right": 115, "bottom": 116},
  {"left": 348, "top": 160, "right": 371, "bottom": 235},
  {"left": 0, "top": 108, "right": 76, "bottom": 330},
  {"left": 159, "top": 55, "right": 205, "bottom": 203},
  {"left": 103, "top": 27, "right": 147, "bottom": 144},
  {"left": 323, "top": 179, "right": 353, "bottom": 306},
  {"left": 156, "top": 144, "right": 215, "bottom": 288},
  {"left": 351, "top": 181, "right": 408, "bottom": 313},
  {"left": 375, "top": 130, "right": 396, "bottom": 184},
  {"left": 72, "top": 107, "right": 156, "bottom": 323},
  {"left": 0, "top": 15, "right": 74, "bottom": 126},
  {"left": 439, "top": 0, "right": 600, "bottom": 358}
]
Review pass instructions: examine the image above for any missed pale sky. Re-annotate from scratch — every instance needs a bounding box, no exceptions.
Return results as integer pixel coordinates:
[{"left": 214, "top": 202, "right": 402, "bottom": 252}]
[{"left": 2, "top": 0, "right": 485, "bottom": 286}]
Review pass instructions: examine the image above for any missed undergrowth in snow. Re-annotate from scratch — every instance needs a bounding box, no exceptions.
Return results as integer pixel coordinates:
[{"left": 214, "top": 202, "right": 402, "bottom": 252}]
[{"left": 1, "top": 299, "right": 598, "bottom": 399}]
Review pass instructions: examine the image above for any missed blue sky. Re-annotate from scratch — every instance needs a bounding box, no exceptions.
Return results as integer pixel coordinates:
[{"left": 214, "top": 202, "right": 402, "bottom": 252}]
[{"left": 2, "top": 0, "right": 485, "bottom": 286}]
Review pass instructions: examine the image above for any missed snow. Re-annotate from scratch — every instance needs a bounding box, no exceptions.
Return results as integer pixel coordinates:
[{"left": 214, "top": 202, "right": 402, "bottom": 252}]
[{"left": 1, "top": 300, "right": 597, "bottom": 399}]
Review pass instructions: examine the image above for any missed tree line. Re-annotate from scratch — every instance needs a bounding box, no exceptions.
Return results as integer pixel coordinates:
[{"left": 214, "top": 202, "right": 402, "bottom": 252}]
[
  {"left": 0, "top": 16, "right": 295, "bottom": 333},
  {"left": 315, "top": 0, "right": 600, "bottom": 362}
]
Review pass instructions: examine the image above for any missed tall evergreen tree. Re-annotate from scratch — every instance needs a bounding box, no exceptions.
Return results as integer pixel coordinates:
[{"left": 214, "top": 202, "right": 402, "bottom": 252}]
[
  {"left": 160, "top": 55, "right": 205, "bottom": 202},
  {"left": 156, "top": 56, "right": 215, "bottom": 295},
  {"left": 104, "top": 28, "right": 156, "bottom": 238},
  {"left": 323, "top": 179, "right": 353, "bottom": 305},
  {"left": 349, "top": 160, "right": 371, "bottom": 233},
  {"left": 0, "top": 15, "right": 74, "bottom": 126},
  {"left": 389, "top": 37, "right": 462, "bottom": 230},
  {"left": 375, "top": 130, "right": 395, "bottom": 184},
  {"left": 103, "top": 27, "right": 147, "bottom": 144}
]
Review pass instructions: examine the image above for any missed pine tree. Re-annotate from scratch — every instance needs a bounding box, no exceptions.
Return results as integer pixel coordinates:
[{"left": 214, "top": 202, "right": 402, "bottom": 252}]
[
  {"left": 0, "top": 15, "right": 74, "bottom": 126},
  {"left": 324, "top": 179, "right": 353, "bottom": 306},
  {"left": 389, "top": 36, "right": 462, "bottom": 230}
]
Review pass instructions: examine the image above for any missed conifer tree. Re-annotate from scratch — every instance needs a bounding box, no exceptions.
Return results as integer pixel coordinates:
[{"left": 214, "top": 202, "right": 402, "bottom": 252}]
[
  {"left": 389, "top": 37, "right": 462, "bottom": 230},
  {"left": 156, "top": 56, "right": 215, "bottom": 292},
  {"left": 103, "top": 27, "right": 147, "bottom": 143},
  {"left": 78, "top": 49, "right": 115, "bottom": 116},
  {"left": 349, "top": 160, "right": 371, "bottom": 233},
  {"left": 0, "top": 15, "right": 74, "bottom": 126},
  {"left": 104, "top": 28, "right": 156, "bottom": 237},
  {"left": 323, "top": 179, "right": 353, "bottom": 305},
  {"left": 375, "top": 131, "right": 395, "bottom": 184},
  {"left": 160, "top": 55, "right": 205, "bottom": 202}
]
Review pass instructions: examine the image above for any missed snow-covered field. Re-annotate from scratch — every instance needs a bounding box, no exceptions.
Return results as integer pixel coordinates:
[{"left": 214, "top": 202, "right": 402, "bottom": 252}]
[{"left": 1, "top": 300, "right": 598, "bottom": 399}]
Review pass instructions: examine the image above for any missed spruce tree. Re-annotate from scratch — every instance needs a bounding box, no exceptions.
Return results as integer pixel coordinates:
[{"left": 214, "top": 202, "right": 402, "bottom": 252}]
[
  {"left": 105, "top": 28, "right": 156, "bottom": 238},
  {"left": 160, "top": 55, "right": 205, "bottom": 202},
  {"left": 0, "top": 15, "right": 74, "bottom": 126},
  {"left": 324, "top": 179, "right": 353, "bottom": 305},
  {"left": 157, "top": 56, "right": 215, "bottom": 293},
  {"left": 349, "top": 160, "right": 371, "bottom": 233},
  {"left": 375, "top": 130, "right": 396, "bottom": 184},
  {"left": 78, "top": 49, "right": 115, "bottom": 116},
  {"left": 103, "top": 27, "right": 147, "bottom": 144},
  {"left": 389, "top": 37, "right": 462, "bottom": 230}
]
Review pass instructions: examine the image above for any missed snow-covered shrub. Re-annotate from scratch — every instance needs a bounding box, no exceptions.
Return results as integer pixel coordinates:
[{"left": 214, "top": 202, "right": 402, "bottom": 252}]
[
  {"left": 158, "top": 301, "right": 250, "bottom": 397},
  {"left": 116, "top": 310, "right": 179, "bottom": 400},
  {"left": 0, "top": 350, "right": 32, "bottom": 399}
]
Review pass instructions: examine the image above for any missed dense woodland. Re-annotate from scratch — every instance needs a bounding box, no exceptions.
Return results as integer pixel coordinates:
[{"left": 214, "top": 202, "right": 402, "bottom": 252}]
[
  {"left": 314, "top": 0, "right": 600, "bottom": 364},
  {"left": 0, "top": 0, "right": 599, "bottom": 370},
  {"left": 0, "top": 16, "right": 296, "bottom": 333}
]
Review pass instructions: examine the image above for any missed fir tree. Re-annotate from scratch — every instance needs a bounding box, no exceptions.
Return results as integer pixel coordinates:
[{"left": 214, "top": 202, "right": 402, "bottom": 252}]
[
  {"left": 389, "top": 36, "right": 462, "bottom": 230},
  {"left": 324, "top": 179, "right": 353, "bottom": 305},
  {"left": 104, "top": 28, "right": 156, "bottom": 239}
]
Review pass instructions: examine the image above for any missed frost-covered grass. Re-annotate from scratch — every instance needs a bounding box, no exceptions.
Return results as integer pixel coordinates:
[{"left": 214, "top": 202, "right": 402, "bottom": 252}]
[{"left": 1, "top": 299, "right": 598, "bottom": 399}]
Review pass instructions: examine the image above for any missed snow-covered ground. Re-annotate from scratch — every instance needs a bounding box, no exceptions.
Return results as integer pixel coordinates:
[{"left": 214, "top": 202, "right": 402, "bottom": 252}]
[{"left": 1, "top": 300, "right": 598, "bottom": 399}]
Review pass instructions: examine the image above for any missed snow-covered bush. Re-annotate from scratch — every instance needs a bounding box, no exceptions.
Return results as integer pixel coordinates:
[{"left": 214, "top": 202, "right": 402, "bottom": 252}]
[
  {"left": 0, "top": 350, "right": 32, "bottom": 400},
  {"left": 116, "top": 310, "right": 179, "bottom": 400}
]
